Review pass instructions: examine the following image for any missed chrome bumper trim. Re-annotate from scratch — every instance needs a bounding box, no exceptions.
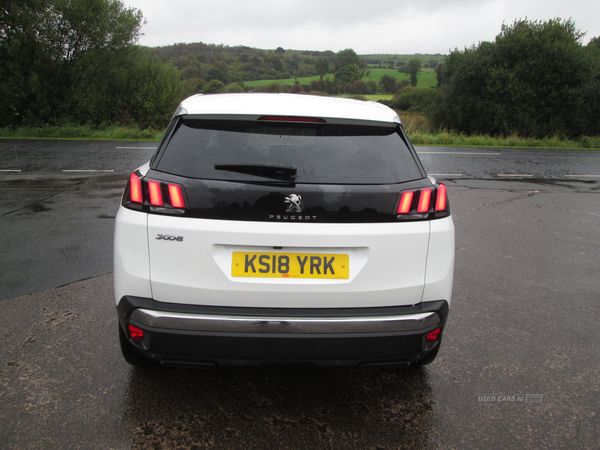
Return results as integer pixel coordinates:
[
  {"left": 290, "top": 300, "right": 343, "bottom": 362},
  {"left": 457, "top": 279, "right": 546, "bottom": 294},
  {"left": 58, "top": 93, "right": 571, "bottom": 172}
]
[{"left": 130, "top": 309, "right": 440, "bottom": 334}]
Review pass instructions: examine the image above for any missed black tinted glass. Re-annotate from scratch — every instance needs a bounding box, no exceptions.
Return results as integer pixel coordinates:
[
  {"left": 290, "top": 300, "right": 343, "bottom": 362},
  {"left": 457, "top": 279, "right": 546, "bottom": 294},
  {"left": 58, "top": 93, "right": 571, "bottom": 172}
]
[{"left": 155, "top": 119, "right": 423, "bottom": 184}]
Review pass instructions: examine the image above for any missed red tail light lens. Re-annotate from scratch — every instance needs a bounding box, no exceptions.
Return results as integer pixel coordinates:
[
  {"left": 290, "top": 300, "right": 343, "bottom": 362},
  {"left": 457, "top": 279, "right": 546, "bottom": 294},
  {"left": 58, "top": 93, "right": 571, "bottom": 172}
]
[
  {"left": 397, "top": 191, "right": 414, "bottom": 214},
  {"left": 436, "top": 184, "right": 447, "bottom": 212},
  {"left": 129, "top": 173, "right": 143, "bottom": 203},
  {"left": 148, "top": 181, "right": 163, "bottom": 206},
  {"left": 417, "top": 189, "right": 432, "bottom": 213},
  {"left": 426, "top": 328, "right": 441, "bottom": 343},
  {"left": 168, "top": 184, "right": 185, "bottom": 208},
  {"left": 128, "top": 324, "right": 144, "bottom": 342}
]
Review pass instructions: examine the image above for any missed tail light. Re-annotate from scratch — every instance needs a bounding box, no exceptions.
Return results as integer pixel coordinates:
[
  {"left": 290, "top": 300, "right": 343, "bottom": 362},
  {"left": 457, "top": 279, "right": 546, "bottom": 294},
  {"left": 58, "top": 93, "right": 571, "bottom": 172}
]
[
  {"left": 435, "top": 184, "right": 447, "bottom": 211},
  {"left": 129, "top": 173, "right": 143, "bottom": 203},
  {"left": 168, "top": 185, "right": 185, "bottom": 208},
  {"left": 423, "top": 327, "right": 441, "bottom": 351},
  {"left": 417, "top": 189, "right": 432, "bottom": 213},
  {"left": 125, "top": 172, "right": 187, "bottom": 212},
  {"left": 128, "top": 324, "right": 144, "bottom": 342},
  {"left": 426, "top": 328, "right": 441, "bottom": 343},
  {"left": 396, "top": 183, "right": 449, "bottom": 219},
  {"left": 148, "top": 181, "right": 163, "bottom": 206}
]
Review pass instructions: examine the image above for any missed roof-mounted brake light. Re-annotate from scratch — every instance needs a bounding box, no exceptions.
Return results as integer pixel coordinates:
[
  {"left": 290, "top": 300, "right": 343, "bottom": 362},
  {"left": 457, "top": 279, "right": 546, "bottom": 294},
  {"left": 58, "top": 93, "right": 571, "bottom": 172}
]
[{"left": 257, "top": 116, "right": 326, "bottom": 123}]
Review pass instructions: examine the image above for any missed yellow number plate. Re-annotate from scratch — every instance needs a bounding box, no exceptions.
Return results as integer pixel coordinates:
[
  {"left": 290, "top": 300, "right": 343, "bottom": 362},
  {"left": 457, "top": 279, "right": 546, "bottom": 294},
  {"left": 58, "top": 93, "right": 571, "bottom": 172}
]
[{"left": 232, "top": 252, "right": 349, "bottom": 279}]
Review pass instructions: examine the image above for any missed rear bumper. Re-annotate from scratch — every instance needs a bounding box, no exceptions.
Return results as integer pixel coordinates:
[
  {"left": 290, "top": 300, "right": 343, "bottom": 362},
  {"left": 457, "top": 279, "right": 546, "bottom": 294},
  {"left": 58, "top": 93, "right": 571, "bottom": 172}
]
[{"left": 117, "top": 297, "right": 449, "bottom": 368}]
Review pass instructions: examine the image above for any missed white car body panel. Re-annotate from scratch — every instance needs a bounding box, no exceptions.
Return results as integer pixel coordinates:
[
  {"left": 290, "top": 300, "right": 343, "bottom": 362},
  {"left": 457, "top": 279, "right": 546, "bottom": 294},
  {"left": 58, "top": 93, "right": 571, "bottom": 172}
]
[
  {"left": 113, "top": 206, "right": 152, "bottom": 302},
  {"left": 145, "top": 215, "right": 432, "bottom": 308},
  {"left": 422, "top": 217, "right": 455, "bottom": 303}
]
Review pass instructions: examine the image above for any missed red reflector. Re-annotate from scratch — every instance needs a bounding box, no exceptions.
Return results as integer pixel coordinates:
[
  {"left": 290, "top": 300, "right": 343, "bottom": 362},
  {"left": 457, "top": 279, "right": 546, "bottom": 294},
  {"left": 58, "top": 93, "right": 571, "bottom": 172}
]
[
  {"left": 397, "top": 191, "right": 414, "bottom": 214},
  {"left": 436, "top": 184, "right": 447, "bottom": 211},
  {"left": 417, "top": 189, "right": 432, "bottom": 213},
  {"left": 129, "top": 173, "right": 143, "bottom": 203},
  {"left": 426, "top": 328, "right": 441, "bottom": 343},
  {"left": 257, "top": 115, "right": 326, "bottom": 123},
  {"left": 128, "top": 324, "right": 144, "bottom": 342},
  {"left": 168, "top": 184, "right": 185, "bottom": 208},
  {"left": 148, "top": 181, "right": 163, "bottom": 206}
]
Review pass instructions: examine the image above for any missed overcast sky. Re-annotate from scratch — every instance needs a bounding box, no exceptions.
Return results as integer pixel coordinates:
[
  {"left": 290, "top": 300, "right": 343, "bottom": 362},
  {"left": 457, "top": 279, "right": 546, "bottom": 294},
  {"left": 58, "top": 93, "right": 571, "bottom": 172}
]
[{"left": 124, "top": 0, "right": 600, "bottom": 54}]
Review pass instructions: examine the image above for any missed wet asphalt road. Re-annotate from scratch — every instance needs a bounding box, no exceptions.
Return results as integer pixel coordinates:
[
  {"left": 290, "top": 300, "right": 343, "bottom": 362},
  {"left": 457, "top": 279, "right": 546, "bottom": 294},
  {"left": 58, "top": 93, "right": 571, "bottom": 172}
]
[{"left": 1, "top": 140, "right": 600, "bottom": 449}]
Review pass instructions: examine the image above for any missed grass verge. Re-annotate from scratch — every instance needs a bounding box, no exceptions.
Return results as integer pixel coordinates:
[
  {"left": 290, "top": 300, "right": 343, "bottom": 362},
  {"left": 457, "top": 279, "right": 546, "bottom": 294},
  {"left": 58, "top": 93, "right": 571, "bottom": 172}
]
[
  {"left": 408, "top": 131, "right": 600, "bottom": 149},
  {"left": 2, "top": 117, "right": 599, "bottom": 149},
  {"left": 0, "top": 124, "right": 163, "bottom": 141}
]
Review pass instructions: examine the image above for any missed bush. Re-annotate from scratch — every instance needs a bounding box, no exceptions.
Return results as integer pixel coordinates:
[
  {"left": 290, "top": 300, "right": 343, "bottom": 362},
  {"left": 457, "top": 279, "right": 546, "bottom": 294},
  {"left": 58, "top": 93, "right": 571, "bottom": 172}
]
[
  {"left": 309, "top": 79, "right": 338, "bottom": 95},
  {"left": 379, "top": 75, "right": 400, "bottom": 93},
  {"left": 431, "top": 19, "right": 600, "bottom": 138},
  {"left": 225, "top": 83, "right": 245, "bottom": 93},
  {"left": 391, "top": 86, "right": 439, "bottom": 112},
  {"left": 203, "top": 80, "right": 226, "bottom": 94},
  {"left": 182, "top": 78, "right": 206, "bottom": 96},
  {"left": 343, "top": 80, "right": 369, "bottom": 95}
]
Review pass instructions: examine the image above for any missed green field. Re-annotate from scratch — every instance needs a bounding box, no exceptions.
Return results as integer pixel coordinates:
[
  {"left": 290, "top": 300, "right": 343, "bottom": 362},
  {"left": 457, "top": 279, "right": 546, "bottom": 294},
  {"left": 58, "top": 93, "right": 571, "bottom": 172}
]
[
  {"left": 363, "top": 69, "right": 438, "bottom": 88},
  {"left": 244, "top": 69, "right": 438, "bottom": 89},
  {"left": 244, "top": 76, "right": 321, "bottom": 87}
]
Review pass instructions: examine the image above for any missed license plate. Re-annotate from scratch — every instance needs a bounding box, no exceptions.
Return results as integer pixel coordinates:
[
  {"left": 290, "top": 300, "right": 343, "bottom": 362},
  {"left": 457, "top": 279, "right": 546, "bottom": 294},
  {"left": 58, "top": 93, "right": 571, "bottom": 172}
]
[{"left": 232, "top": 252, "right": 349, "bottom": 279}]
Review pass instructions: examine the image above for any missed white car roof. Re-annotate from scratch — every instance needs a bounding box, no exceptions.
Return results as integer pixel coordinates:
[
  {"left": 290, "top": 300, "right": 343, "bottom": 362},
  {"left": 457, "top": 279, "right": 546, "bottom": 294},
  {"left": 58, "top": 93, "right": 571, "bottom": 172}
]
[{"left": 175, "top": 93, "right": 401, "bottom": 126}]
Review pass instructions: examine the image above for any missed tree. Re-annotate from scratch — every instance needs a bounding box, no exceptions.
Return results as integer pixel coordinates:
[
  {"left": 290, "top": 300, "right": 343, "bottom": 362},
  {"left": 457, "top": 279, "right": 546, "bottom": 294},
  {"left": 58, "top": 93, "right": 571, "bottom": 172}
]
[
  {"left": 404, "top": 58, "right": 422, "bottom": 87},
  {"left": 315, "top": 58, "right": 329, "bottom": 80},
  {"left": 334, "top": 64, "right": 361, "bottom": 87},
  {"left": 379, "top": 75, "right": 399, "bottom": 93},
  {"left": 431, "top": 18, "right": 600, "bottom": 138},
  {"left": 435, "top": 63, "right": 444, "bottom": 88},
  {"left": 182, "top": 65, "right": 202, "bottom": 80},
  {"left": 203, "top": 79, "right": 225, "bottom": 94},
  {"left": 0, "top": 0, "right": 144, "bottom": 126},
  {"left": 78, "top": 47, "right": 182, "bottom": 128},
  {"left": 206, "top": 67, "right": 228, "bottom": 84},
  {"left": 335, "top": 48, "right": 366, "bottom": 77}
]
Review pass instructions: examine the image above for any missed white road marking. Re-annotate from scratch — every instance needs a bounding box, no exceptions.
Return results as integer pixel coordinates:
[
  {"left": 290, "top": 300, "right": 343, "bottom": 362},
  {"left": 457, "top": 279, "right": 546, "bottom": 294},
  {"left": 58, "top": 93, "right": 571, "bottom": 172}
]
[
  {"left": 565, "top": 174, "right": 600, "bottom": 178},
  {"left": 62, "top": 169, "right": 114, "bottom": 172},
  {"left": 497, "top": 174, "right": 535, "bottom": 177},
  {"left": 115, "top": 147, "right": 157, "bottom": 149},
  {"left": 0, "top": 169, "right": 22, "bottom": 172},
  {"left": 431, "top": 174, "right": 463, "bottom": 177},
  {"left": 417, "top": 151, "right": 501, "bottom": 155}
]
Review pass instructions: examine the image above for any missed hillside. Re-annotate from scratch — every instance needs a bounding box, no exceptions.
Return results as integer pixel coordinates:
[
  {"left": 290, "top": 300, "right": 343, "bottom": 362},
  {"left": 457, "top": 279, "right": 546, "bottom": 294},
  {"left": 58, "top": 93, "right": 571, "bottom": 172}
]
[{"left": 148, "top": 42, "right": 444, "bottom": 88}]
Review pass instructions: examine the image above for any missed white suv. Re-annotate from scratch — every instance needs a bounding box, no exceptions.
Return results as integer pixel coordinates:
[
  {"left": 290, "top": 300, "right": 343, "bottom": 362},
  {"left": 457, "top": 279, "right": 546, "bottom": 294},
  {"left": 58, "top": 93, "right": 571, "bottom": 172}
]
[{"left": 114, "top": 93, "right": 454, "bottom": 369}]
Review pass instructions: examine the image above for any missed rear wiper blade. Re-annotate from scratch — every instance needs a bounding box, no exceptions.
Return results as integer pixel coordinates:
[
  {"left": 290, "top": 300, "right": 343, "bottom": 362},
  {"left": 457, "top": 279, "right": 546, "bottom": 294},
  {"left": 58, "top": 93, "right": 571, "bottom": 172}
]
[{"left": 214, "top": 163, "right": 297, "bottom": 179}]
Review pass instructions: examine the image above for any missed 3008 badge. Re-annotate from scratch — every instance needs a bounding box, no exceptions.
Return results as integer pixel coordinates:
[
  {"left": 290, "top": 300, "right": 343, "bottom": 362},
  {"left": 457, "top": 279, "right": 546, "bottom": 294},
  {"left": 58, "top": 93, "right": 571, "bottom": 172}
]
[{"left": 156, "top": 234, "right": 184, "bottom": 242}]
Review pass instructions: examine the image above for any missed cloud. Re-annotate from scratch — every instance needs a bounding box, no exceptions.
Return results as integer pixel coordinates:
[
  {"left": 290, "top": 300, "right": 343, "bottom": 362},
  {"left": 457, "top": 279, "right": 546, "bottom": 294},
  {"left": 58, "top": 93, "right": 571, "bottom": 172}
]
[{"left": 125, "top": 0, "right": 600, "bottom": 53}]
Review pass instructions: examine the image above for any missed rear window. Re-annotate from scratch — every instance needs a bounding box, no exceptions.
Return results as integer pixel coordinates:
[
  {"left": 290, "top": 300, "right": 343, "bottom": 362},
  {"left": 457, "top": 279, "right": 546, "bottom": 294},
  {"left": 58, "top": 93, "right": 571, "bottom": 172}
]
[{"left": 154, "top": 119, "right": 423, "bottom": 184}]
